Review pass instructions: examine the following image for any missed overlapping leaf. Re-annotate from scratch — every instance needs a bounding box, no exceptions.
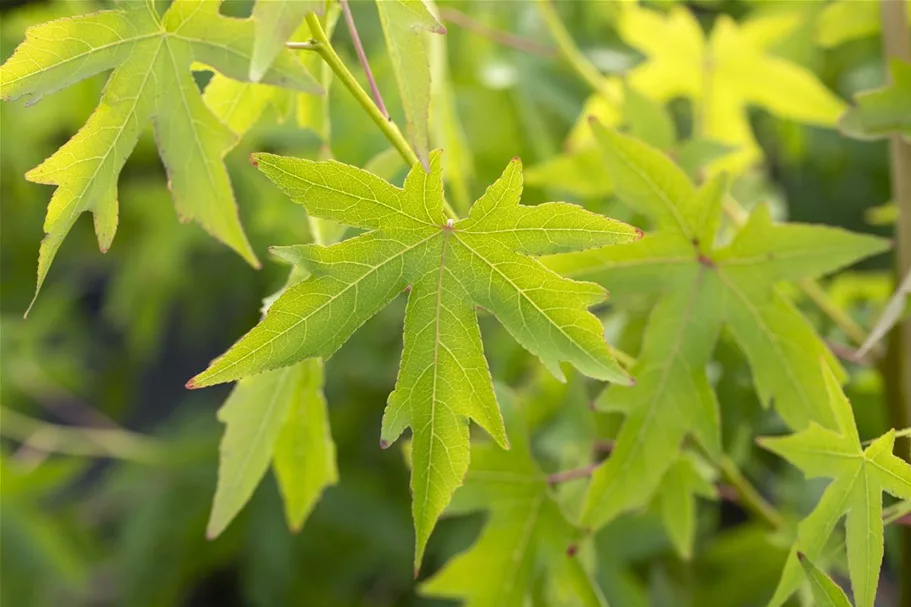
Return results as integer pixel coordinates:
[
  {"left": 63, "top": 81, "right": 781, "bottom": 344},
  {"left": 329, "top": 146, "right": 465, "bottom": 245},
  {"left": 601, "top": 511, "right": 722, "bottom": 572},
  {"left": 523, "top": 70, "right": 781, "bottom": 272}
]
[
  {"left": 420, "top": 387, "right": 606, "bottom": 607},
  {"left": 815, "top": 0, "right": 911, "bottom": 48},
  {"left": 544, "top": 125, "right": 888, "bottom": 531},
  {"left": 375, "top": 0, "right": 446, "bottom": 169},
  {"left": 187, "top": 151, "right": 640, "bottom": 569},
  {"left": 610, "top": 4, "right": 845, "bottom": 173},
  {"left": 204, "top": 5, "right": 335, "bottom": 142},
  {"left": 249, "top": 0, "right": 322, "bottom": 82},
  {"left": 207, "top": 358, "right": 337, "bottom": 538},
  {"left": 0, "top": 0, "right": 321, "bottom": 309},
  {"left": 840, "top": 59, "right": 911, "bottom": 143},
  {"left": 759, "top": 365, "right": 911, "bottom": 607}
]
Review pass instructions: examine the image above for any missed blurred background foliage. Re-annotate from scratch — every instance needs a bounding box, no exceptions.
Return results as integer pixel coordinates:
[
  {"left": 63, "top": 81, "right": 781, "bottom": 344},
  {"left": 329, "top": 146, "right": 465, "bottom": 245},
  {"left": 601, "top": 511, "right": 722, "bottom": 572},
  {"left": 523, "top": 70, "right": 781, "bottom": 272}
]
[{"left": 0, "top": 0, "right": 904, "bottom": 605}]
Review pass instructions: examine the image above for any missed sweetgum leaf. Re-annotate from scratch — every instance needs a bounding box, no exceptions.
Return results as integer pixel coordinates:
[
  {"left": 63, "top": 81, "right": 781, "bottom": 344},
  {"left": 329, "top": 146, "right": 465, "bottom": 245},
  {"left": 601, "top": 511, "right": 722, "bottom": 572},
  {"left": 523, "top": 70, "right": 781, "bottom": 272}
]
[
  {"left": 189, "top": 151, "right": 641, "bottom": 569},
  {"left": 840, "top": 59, "right": 911, "bottom": 143},
  {"left": 601, "top": 4, "right": 845, "bottom": 173},
  {"left": 544, "top": 125, "right": 889, "bottom": 531},
  {"left": 207, "top": 359, "right": 337, "bottom": 539},
  {"left": 420, "top": 387, "right": 606, "bottom": 607},
  {"left": 760, "top": 365, "right": 911, "bottom": 607},
  {"left": 0, "top": 0, "right": 321, "bottom": 311}
]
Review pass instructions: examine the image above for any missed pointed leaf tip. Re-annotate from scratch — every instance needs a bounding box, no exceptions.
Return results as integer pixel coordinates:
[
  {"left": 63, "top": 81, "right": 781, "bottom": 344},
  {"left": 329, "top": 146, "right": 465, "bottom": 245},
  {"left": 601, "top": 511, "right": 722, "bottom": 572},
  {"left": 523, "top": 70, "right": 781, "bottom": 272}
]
[
  {"left": 249, "top": 154, "right": 259, "bottom": 168},
  {"left": 379, "top": 439, "right": 390, "bottom": 449}
]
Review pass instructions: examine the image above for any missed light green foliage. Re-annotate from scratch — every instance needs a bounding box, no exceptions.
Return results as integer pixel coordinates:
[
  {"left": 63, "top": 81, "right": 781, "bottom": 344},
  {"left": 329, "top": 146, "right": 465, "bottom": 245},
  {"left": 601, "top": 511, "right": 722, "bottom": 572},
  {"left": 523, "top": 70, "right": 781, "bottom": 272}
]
[
  {"left": 526, "top": 87, "right": 730, "bottom": 200},
  {"left": 545, "top": 125, "right": 888, "bottom": 531},
  {"left": 760, "top": 365, "right": 911, "bottom": 607},
  {"left": 204, "top": 5, "right": 338, "bottom": 141},
  {"left": 208, "top": 359, "right": 336, "bottom": 539},
  {"left": 655, "top": 452, "right": 717, "bottom": 560},
  {"left": 815, "top": 0, "right": 911, "bottom": 48},
  {"left": 250, "top": 0, "right": 322, "bottom": 82},
  {"left": 0, "top": 0, "right": 321, "bottom": 309},
  {"left": 613, "top": 4, "right": 845, "bottom": 172},
  {"left": 189, "top": 151, "right": 640, "bottom": 568},
  {"left": 798, "top": 554, "right": 852, "bottom": 607},
  {"left": 375, "top": 0, "right": 446, "bottom": 169},
  {"left": 840, "top": 59, "right": 911, "bottom": 143},
  {"left": 420, "top": 387, "right": 606, "bottom": 607}
]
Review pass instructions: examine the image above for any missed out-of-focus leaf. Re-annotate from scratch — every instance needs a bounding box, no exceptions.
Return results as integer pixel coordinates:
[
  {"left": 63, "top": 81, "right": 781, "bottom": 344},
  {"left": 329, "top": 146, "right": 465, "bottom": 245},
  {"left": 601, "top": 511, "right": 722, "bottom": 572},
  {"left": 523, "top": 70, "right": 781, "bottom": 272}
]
[
  {"left": 420, "top": 387, "right": 606, "bottom": 607},
  {"left": 524, "top": 147, "right": 614, "bottom": 199},
  {"left": 250, "top": 0, "right": 322, "bottom": 82},
  {"left": 207, "top": 359, "right": 336, "bottom": 538},
  {"left": 815, "top": 0, "right": 911, "bottom": 48},
  {"left": 760, "top": 365, "right": 911, "bottom": 607},
  {"left": 616, "top": 4, "right": 845, "bottom": 173},
  {"left": 375, "top": 0, "right": 446, "bottom": 168},
  {"left": 857, "top": 269, "right": 911, "bottom": 358},
  {"left": 545, "top": 126, "right": 888, "bottom": 532},
  {"left": 656, "top": 452, "right": 717, "bottom": 560},
  {"left": 840, "top": 59, "right": 911, "bottom": 143}
]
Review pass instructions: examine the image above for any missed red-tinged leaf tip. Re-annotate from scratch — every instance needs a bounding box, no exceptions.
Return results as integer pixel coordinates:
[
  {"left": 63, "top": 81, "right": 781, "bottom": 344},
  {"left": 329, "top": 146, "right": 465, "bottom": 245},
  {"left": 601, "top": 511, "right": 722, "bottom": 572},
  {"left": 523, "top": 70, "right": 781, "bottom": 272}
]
[
  {"left": 185, "top": 377, "right": 199, "bottom": 390},
  {"left": 206, "top": 528, "right": 217, "bottom": 540},
  {"left": 566, "top": 544, "right": 578, "bottom": 557},
  {"left": 249, "top": 154, "right": 259, "bottom": 168},
  {"left": 413, "top": 566, "right": 421, "bottom": 580},
  {"left": 379, "top": 439, "right": 390, "bottom": 449},
  {"left": 797, "top": 551, "right": 807, "bottom": 562},
  {"left": 635, "top": 227, "right": 644, "bottom": 239},
  {"left": 587, "top": 115, "right": 600, "bottom": 125},
  {"left": 511, "top": 156, "right": 520, "bottom": 162},
  {"left": 436, "top": 25, "right": 448, "bottom": 35},
  {"left": 628, "top": 377, "right": 637, "bottom": 387}
]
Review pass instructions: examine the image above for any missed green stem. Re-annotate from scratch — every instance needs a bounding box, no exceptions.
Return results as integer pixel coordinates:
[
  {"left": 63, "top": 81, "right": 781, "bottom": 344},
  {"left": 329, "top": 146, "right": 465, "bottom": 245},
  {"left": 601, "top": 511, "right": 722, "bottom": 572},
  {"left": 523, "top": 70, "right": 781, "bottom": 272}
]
[
  {"left": 717, "top": 455, "right": 785, "bottom": 530},
  {"left": 304, "top": 13, "right": 457, "bottom": 220},
  {"left": 536, "top": 0, "right": 619, "bottom": 105}
]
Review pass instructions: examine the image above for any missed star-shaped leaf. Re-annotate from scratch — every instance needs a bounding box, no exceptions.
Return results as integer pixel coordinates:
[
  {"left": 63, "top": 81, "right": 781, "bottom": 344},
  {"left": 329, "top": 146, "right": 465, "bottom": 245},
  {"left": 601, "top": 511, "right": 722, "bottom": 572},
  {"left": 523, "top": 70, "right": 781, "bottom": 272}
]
[
  {"left": 420, "top": 386, "right": 607, "bottom": 607},
  {"left": 544, "top": 124, "right": 888, "bottom": 531},
  {"left": 614, "top": 4, "right": 845, "bottom": 173},
  {"left": 759, "top": 364, "right": 911, "bottom": 607},
  {"left": 840, "top": 59, "right": 911, "bottom": 143},
  {"left": 0, "top": 0, "right": 321, "bottom": 309},
  {"left": 188, "top": 151, "right": 640, "bottom": 569}
]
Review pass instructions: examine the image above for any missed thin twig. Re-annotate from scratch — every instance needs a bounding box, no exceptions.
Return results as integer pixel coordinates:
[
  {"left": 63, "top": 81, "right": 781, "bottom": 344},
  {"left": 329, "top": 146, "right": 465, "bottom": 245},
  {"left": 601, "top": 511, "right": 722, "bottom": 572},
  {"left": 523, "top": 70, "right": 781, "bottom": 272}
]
[
  {"left": 302, "top": 13, "right": 458, "bottom": 219},
  {"left": 440, "top": 7, "right": 555, "bottom": 58},
  {"left": 547, "top": 462, "right": 601, "bottom": 484},
  {"left": 339, "top": 0, "right": 389, "bottom": 119}
]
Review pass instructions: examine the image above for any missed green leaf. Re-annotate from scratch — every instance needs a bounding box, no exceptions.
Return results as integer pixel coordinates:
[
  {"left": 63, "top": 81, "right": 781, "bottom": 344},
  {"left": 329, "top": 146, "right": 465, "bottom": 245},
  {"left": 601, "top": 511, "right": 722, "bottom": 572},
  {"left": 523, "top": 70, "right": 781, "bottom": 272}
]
[
  {"left": 840, "top": 59, "right": 911, "bottom": 143},
  {"left": 207, "top": 359, "right": 337, "bottom": 539},
  {"left": 656, "top": 452, "right": 717, "bottom": 560},
  {"left": 857, "top": 270, "right": 911, "bottom": 358},
  {"left": 524, "top": 147, "right": 614, "bottom": 200},
  {"left": 617, "top": 4, "right": 845, "bottom": 173},
  {"left": 798, "top": 554, "right": 852, "bottom": 607},
  {"left": 544, "top": 125, "right": 888, "bottom": 532},
  {"left": 0, "top": 0, "right": 321, "bottom": 311},
  {"left": 759, "top": 365, "right": 911, "bottom": 607},
  {"left": 204, "top": 7, "right": 339, "bottom": 140},
  {"left": 815, "top": 0, "right": 911, "bottom": 48},
  {"left": 250, "top": 0, "right": 322, "bottom": 82},
  {"left": 420, "top": 386, "right": 607, "bottom": 607},
  {"left": 189, "top": 151, "right": 640, "bottom": 569},
  {"left": 374, "top": 0, "right": 446, "bottom": 169}
]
